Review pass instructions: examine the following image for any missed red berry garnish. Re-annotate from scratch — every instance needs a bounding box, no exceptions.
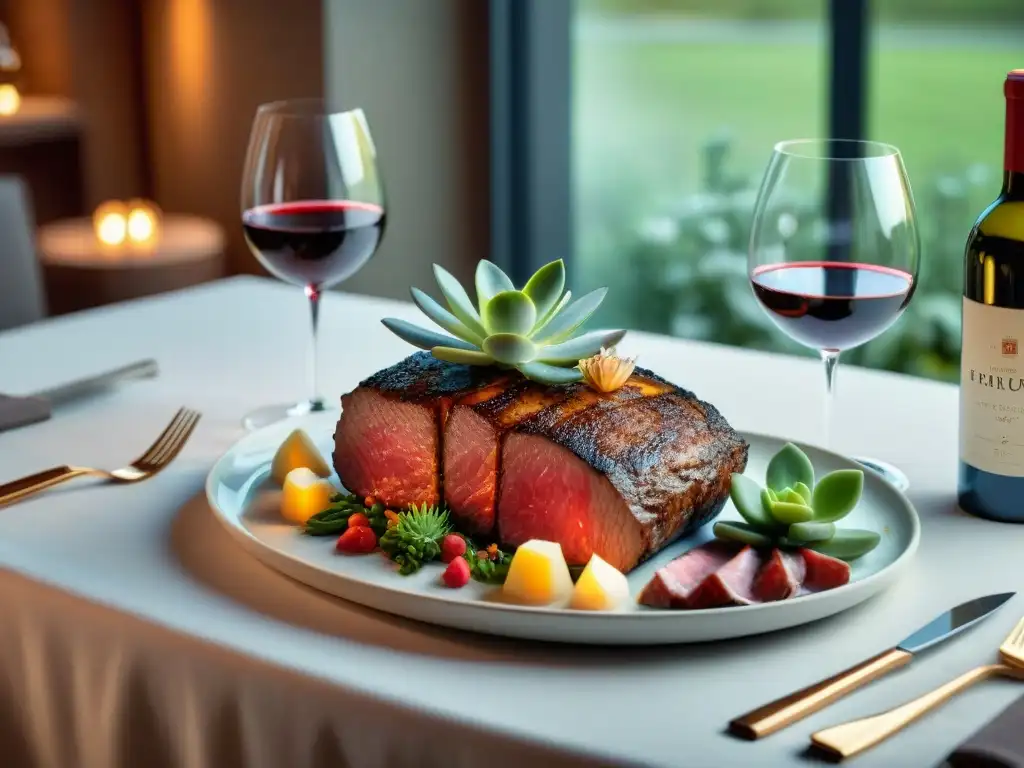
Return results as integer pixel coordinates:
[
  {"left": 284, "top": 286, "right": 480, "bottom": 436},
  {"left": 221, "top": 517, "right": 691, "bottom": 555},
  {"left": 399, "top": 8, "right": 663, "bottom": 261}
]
[
  {"left": 442, "top": 556, "right": 471, "bottom": 588},
  {"left": 347, "top": 512, "right": 370, "bottom": 529},
  {"left": 336, "top": 525, "right": 377, "bottom": 554},
  {"left": 440, "top": 534, "right": 467, "bottom": 563}
]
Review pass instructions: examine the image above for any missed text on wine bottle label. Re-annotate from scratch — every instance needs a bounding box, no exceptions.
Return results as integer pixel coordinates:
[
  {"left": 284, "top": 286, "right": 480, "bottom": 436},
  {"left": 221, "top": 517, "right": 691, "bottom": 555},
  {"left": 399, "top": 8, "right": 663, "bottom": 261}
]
[{"left": 961, "top": 297, "right": 1024, "bottom": 477}]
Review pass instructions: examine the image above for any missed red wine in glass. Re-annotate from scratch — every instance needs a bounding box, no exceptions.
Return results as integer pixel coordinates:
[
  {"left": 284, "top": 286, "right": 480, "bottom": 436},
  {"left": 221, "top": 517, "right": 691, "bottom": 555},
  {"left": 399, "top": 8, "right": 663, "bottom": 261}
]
[
  {"left": 242, "top": 200, "right": 386, "bottom": 287},
  {"left": 751, "top": 261, "right": 915, "bottom": 351}
]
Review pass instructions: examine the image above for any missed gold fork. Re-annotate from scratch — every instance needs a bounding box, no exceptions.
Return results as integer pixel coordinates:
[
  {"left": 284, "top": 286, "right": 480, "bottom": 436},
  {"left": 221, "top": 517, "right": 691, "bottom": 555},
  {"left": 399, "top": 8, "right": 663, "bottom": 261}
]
[
  {"left": 0, "top": 407, "right": 201, "bottom": 508},
  {"left": 810, "top": 616, "right": 1024, "bottom": 761}
]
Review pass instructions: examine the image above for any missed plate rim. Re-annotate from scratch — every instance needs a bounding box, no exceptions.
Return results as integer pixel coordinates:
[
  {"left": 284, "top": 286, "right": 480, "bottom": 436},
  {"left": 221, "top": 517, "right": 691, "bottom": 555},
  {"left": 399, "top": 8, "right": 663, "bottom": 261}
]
[{"left": 203, "top": 416, "right": 920, "bottom": 624}]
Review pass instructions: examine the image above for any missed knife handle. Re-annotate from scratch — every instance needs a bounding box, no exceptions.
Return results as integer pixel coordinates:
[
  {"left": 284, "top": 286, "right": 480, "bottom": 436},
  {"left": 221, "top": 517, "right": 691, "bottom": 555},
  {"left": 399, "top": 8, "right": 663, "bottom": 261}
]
[{"left": 729, "top": 647, "right": 913, "bottom": 739}]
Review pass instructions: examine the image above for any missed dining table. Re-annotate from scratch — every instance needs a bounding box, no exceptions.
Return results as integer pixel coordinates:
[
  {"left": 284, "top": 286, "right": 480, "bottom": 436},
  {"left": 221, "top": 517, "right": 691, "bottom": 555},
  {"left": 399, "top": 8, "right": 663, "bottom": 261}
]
[{"left": 0, "top": 274, "right": 1022, "bottom": 768}]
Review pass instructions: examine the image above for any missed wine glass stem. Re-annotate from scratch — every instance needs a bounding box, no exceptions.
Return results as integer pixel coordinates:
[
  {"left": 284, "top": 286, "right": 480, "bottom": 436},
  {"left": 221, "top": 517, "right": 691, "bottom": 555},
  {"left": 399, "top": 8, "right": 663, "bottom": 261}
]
[
  {"left": 821, "top": 350, "right": 839, "bottom": 449},
  {"left": 306, "top": 284, "right": 325, "bottom": 411}
]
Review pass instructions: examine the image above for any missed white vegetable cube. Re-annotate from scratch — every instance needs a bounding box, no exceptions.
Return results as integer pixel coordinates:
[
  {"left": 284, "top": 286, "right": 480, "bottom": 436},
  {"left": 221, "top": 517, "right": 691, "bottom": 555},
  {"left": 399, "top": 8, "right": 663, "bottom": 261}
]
[
  {"left": 502, "top": 539, "right": 574, "bottom": 605},
  {"left": 570, "top": 553, "right": 630, "bottom": 611},
  {"left": 281, "top": 467, "right": 334, "bottom": 524}
]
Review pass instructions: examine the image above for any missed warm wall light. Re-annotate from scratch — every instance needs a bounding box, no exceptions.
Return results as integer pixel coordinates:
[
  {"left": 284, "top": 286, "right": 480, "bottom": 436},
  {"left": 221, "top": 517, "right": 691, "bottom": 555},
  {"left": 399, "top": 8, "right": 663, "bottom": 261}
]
[
  {"left": 93, "top": 199, "right": 163, "bottom": 249},
  {"left": 0, "top": 83, "right": 19, "bottom": 115}
]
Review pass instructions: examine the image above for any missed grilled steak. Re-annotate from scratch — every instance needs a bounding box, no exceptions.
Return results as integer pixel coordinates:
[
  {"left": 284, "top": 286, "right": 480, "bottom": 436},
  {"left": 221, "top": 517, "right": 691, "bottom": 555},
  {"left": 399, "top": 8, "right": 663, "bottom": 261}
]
[{"left": 333, "top": 352, "right": 748, "bottom": 572}]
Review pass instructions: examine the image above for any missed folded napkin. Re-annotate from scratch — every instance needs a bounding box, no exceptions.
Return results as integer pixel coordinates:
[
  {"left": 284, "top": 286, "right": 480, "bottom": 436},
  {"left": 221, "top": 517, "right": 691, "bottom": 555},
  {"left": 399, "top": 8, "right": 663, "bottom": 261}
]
[
  {"left": 0, "top": 394, "right": 50, "bottom": 432},
  {"left": 946, "top": 693, "right": 1024, "bottom": 768}
]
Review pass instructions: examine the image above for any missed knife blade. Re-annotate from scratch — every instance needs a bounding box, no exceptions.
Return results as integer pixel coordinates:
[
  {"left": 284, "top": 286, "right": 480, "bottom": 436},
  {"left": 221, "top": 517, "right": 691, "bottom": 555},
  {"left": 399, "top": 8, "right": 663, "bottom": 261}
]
[
  {"left": 29, "top": 359, "right": 159, "bottom": 406},
  {"left": 0, "top": 359, "right": 159, "bottom": 433},
  {"left": 728, "top": 591, "right": 1015, "bottom": 740}
]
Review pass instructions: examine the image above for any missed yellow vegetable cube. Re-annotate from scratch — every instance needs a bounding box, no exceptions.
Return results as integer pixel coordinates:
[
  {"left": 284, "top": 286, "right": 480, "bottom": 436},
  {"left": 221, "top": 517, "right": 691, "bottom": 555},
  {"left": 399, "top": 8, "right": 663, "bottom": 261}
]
[
  {"left": 281, "top": 467, "right": 334, "bottom": 525},
  {"left": 502, "top": 540, "right": 574, "bottom": 606},
  {"left": 570, "top": 553, "right": 630, "bottom": 611},
  {"left": 271, "top": 429, "right": 332, "bottom": 486}
]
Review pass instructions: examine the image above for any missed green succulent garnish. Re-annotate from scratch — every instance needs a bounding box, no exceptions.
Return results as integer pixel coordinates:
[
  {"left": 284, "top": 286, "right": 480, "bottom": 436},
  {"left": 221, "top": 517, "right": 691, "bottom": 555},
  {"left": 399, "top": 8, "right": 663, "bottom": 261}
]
[
  {"left": 381, "top": 259, "right": 627, "bottom": 385},
  {"left": 716, "top": 442, "right": 879, "bottom": 561}
]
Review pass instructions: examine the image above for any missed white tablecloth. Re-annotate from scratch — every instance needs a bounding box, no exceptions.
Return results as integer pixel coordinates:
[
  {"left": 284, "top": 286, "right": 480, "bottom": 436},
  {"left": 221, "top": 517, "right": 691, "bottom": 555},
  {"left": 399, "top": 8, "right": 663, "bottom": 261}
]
[{"left": 0, "top": 276, "right": 1021, "bottom": 768}]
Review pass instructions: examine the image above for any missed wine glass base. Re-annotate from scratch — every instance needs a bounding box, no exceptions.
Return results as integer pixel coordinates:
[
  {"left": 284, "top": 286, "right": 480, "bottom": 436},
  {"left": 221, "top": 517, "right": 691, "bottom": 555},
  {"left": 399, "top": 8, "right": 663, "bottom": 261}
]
[
  {"left": 242, "top": 399, "right": 334, "bottom": 431},
  {"left": 853, "top": 456, "right": 909, "bottom": 492}
]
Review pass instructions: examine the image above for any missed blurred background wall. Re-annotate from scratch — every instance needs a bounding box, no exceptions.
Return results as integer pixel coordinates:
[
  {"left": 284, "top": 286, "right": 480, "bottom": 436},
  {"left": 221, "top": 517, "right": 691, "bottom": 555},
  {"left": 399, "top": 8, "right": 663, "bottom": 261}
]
[{"left": 0, "top": 0, "right": 487, "bottom": 303}]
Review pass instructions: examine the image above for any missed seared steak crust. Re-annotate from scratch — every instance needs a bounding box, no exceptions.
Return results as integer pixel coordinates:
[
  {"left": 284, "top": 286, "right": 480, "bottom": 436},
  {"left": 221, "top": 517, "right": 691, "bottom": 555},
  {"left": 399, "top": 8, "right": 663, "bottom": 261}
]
[
  {"left": 516, "top": 377, "right": 749, "bottom": 561},
  {"left": 334, "top": 352, "right": 748, "bottom": 568}
]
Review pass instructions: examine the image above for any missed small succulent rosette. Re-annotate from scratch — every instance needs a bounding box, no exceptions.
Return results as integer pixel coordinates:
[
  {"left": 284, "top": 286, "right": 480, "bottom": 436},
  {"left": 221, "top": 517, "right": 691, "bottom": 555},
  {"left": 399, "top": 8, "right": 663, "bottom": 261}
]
[
  {"left": 715, "top": 443, "right": 880, "bottom": 561},
  {"left": 381, "top": 259, "right": 627, "bottom": 386}
]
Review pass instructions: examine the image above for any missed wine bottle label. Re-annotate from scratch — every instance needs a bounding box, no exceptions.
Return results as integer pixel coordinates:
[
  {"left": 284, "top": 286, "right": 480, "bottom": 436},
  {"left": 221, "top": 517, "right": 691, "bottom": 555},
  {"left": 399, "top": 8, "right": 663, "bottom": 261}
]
[{"left": 961, "top": 297, "right": 1024, "bottom": 476}]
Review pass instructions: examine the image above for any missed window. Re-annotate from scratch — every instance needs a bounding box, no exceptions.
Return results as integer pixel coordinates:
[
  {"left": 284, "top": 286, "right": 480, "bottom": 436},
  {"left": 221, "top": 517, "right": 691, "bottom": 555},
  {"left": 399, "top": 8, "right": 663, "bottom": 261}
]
[{"left": 493, "top": 0, "right": 1024, "bottom": 382}]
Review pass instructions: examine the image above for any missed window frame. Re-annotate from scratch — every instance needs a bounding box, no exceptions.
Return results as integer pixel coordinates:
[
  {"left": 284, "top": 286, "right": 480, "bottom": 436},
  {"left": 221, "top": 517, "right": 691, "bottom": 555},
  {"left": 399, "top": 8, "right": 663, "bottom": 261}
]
[{"left": 489, "top": 0, "right": 869, "bottom": 280}]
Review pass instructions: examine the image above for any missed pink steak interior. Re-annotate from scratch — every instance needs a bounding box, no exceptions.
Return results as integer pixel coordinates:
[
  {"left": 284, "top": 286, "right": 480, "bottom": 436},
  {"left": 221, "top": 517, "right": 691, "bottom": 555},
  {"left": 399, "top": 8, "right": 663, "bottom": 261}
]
[
  {"left": 443, "top": 407, "right": 499, "bottom": 534},
  {"left": 497, "top": 433, "right": 643, "bottom": 571},
  {"left": 334, "top": 389, "right": 439, "bottom": 507}
]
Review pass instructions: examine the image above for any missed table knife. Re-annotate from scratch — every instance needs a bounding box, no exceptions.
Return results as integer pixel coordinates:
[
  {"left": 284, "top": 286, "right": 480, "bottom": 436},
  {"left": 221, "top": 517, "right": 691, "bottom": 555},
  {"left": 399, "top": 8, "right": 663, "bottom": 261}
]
[
  {"left": 0, "top": 359, "right": 159, "bottom": 433},
  {"left": 728, "top": 591, "right": 1015, "bottom": 740}
]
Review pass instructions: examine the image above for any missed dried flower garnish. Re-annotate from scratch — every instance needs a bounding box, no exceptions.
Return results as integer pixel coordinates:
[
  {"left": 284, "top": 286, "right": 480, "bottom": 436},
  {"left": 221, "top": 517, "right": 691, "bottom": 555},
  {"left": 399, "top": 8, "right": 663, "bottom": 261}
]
[{"left": 577, "top": 347, "right": 636, "bottom": 393}]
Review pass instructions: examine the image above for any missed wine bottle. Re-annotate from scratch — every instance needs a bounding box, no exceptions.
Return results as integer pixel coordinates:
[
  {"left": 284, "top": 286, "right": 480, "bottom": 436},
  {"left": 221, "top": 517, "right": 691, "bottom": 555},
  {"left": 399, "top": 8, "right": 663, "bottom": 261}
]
[{"left": 959, "top": 69, "right": 1024, "bottom": 521}]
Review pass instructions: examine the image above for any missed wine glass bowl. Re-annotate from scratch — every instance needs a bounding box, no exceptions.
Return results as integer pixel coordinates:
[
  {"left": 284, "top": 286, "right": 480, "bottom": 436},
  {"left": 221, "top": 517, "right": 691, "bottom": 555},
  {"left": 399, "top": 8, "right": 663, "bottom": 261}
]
[
  {"left": 748, "top": 139, "right": 920, "bottom": 487},
  {"left": 240, "top": 99, "right": 386, "bottom": 430}
]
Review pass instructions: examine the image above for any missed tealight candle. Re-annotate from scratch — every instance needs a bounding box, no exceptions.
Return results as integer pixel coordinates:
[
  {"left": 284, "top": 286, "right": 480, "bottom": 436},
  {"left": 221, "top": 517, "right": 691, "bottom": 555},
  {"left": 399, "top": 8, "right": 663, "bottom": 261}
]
[
  {"left": 281, "top": 467, "right": 334, "bottom": 525},
  {"left": 0, "top": 83, "right": 20, "bottom": 116},
  {"left": 92, "top": 201, "right": 129, "bottom": 247},
  {"left": 125, "top": 198, "right": 162, "bottom": 246}
]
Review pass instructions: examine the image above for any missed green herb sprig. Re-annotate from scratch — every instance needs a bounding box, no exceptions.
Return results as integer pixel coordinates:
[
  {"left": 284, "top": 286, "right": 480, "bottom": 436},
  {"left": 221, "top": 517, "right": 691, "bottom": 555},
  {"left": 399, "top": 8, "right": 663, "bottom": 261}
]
[
  {"left": 304, "top": 494, "right": 388, "bottom": 537},
  {"left": 460, "top": 537, "right": 515, "bottom": 584},
  {"left": 379, "top": 504, "right": 452, "bottom": 575}
]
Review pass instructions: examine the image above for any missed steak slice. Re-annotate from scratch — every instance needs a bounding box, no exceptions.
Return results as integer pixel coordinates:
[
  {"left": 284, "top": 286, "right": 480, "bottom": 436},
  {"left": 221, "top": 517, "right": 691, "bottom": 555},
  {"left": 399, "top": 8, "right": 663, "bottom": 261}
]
[
  {"left": 444, "top": 381, "right": 568, "bottom": 535},
  {"left": 687, "top": 545, "right": 763, "bottom": 609},
  {"left": 800, "top": 548, "right": 851, "bottom": 591},
  {"left": 498, "top": 373, "right": 749, "bottom": 571},
  {"left": 753, "top": 548, "right": 807, "bottom": 602},
  {"left": 333, "top": 353, "right": 506, "bottom": 509},
  {"left": 638, "top": 541, "right": 738, "bottom": 608}
]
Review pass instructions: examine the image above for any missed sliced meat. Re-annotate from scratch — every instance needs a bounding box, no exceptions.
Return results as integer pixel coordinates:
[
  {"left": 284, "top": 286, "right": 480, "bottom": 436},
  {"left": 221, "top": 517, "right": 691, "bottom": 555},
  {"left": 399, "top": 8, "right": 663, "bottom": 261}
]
[
  {"left": 638, "top": 540, "right": 738, "bottom": 608},
  {"left": 753, "top": 548, "right": 807, "bottom": 602},
  {"left": 331, "top": 388, "right": 439, "bottom": 507},
  {"left": 444, "top": 382, "right": 569, "bottom": 536},
  {"left": 801, "top": 548, "right": 851, "bottom": 591},
  {"left": 687, "top": 546, "right": 764, "bottom": 609},
  {"left": 333, "top": 353, "right": 504, "bottom": 509},
  {"left": 334, "top": 352, "right": 749, "bottom": 572}
]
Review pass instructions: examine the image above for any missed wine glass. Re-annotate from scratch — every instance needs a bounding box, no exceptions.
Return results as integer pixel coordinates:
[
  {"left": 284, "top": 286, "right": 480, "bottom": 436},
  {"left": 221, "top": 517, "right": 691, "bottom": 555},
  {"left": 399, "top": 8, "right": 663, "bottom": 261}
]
[
  {"left": 240, "top": 99, "right": 386, "bottom": 430},
  {"left": 748, "top": 139, "right": 920, "bottom": 490}
]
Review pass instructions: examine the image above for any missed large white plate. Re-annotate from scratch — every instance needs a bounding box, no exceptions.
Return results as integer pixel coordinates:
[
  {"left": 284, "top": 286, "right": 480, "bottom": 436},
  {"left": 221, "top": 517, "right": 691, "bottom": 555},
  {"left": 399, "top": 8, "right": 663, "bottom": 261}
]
[{"left": 205, "top": 412, "right": 920, "bottom": 645}]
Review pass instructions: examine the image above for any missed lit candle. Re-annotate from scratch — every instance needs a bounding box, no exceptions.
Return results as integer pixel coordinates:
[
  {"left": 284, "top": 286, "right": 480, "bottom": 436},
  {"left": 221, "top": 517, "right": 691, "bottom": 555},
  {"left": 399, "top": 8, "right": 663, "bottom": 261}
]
[
  {"left": 0, "top": 84, "right": 19, "bottom": 116},
  {"left": 125, "top": 199, "right": 162, "bottom": 245},
  {"left": 281, "top": 467, "right": 334, "bottom": 525},
  {"left": 93, "top": 201, "right": 129, "bottom": 247}
]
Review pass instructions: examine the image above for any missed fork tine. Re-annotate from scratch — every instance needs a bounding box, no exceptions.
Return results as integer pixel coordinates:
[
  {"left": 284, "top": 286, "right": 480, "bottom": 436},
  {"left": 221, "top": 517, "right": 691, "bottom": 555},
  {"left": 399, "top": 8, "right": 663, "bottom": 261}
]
[
  {"left": 147, "top": 410, "right": 201, "bottom": 468},
  {"left": 144, "top": 410, "right": 196, "bottom": 466},
  {"left": 136, "top": 408, "right": 190, "bottom": 464}
]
